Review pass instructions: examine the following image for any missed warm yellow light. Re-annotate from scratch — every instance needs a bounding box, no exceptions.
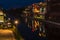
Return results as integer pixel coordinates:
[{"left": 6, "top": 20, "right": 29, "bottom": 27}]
[
  {"left": 33, "top": 8, "right": 40, "bottom": 13},
  {"left": 34, "top": 21, "right": 39, "bottom": 28},
  {"left": 7, "top": 22, "right": 11, "bottom": 24},
  {"left": 34, "top": 15, "right": 45, "bottom": 19},
  {"left": 0, "top": 16, "right": 4, "bottom": 22},
  {"left": 0, "top": 29, "right": 13, "bottom": 34},
  {"left": 0, "top": 11, "right": 3, "bottom": 15},
  {"left": 14, "top": 20, "right": 19, "bottom": 25},
  {"left": 39, "top": 2, "right": 43, "bottom": 5},
  {"left": 39, "top": 33, "right": 42, "bottom": 36}
]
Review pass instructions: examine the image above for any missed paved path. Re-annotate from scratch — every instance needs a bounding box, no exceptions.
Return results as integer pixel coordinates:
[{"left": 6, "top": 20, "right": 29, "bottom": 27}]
[{"left": 0, "top": 29, "right": 16, "bottom": 40}]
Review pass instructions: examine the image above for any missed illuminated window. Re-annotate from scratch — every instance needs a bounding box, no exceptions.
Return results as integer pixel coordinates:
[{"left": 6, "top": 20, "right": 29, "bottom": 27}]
[{"left": 34, "top": 20, "right": 39, "bottom": 28}]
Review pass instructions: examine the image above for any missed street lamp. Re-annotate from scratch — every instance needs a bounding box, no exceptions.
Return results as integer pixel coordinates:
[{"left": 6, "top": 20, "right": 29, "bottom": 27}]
[
  {"left": 14, "top": 20, "right": 19, "bottom": 25},
  {"left": 14, "top": 19, "right": 21, "bottom": 40}
]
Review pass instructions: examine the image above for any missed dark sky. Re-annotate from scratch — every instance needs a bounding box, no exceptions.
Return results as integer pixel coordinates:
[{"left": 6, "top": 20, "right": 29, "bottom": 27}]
[{"left": 0, "top": 0, "right": 44, "bottom": 9}]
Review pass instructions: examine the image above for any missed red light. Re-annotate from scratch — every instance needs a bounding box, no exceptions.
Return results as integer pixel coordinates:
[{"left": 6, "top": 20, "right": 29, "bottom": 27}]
[{"left": 32, "top": 28, "right": 34, "bottom": 32}]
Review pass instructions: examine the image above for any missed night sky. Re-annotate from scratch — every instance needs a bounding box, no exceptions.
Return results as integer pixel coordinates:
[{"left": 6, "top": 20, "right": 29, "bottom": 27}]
[{"left": 0, "top": 0, "right": 44, "bottom": 9}]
